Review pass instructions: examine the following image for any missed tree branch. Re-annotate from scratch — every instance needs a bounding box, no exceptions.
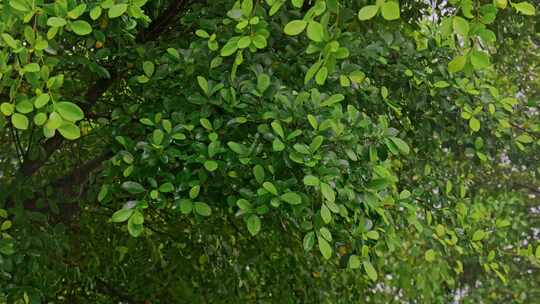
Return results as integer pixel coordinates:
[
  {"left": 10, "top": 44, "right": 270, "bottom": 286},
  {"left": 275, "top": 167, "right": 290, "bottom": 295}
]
[
  {"left": 17, "top": 151, "right": 112, "bottom": 222},
  {"left": 136, "top": 0, "right": 191, "bottom": 43}
]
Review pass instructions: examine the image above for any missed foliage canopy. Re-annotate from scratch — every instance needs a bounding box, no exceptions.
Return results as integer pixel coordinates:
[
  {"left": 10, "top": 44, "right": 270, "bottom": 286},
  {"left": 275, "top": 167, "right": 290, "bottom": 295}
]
[{"left": 0, "top": 0, "right": 539, "bottom": 302}]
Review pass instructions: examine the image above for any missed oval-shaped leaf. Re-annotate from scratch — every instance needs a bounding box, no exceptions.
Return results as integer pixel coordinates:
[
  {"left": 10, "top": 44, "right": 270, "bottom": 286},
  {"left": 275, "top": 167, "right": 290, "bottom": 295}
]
[
  {"left": 71, "top": 20, "right": 92, "bottom": 36},
  {"left": 56, "top": 102, "right": 84, "bottom": 121},
  {"left": 246, "top": 214, "right": 261, "bottom": 236},
  {"left": 111, "top": 208, "right": 134, "bottom": 223},
  {"left": 194, "top": 202, "right": 212, "bottom": 216},
  {"left": 284, "top": 20, "right": 307, "bottom": 36},
  {"left": 358, "top": 5, "right": 378, "bottom": 20},
  {"left": 280, "top": 192, "right": 302, "bottom": 205}
]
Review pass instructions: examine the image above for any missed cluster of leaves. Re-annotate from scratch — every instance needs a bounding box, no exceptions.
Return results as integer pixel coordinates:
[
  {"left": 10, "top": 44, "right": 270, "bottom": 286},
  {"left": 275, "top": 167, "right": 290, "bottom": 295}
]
[{"left": 0, "top": 0, "right": 539, "bottom": 303}]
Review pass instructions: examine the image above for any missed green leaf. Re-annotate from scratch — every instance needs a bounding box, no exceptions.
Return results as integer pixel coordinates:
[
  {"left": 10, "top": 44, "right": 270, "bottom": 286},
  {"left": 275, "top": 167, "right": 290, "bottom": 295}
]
[
  {"left": 246, "top": 214, "right": 261, "bottom": 236},
  {"left": 121, "top": 181, "right": 145, "bottom": 194},
  {"left": 496, "top": 219, "right": 511, "bottom": 228},
  {"left": 271, "top": 120, "right": 285, "bottom": 139},
  {"left": 366, "top": 230, "right": 379, "bottom": 240},
  {"left": 11, "top": 113, "right": 29, "bottom": 130},
  {"left": 363, "top": 261, "right": 378, "bottom": 281},
  {"left": 389, "top": 137, "right": 410, "bottom": 155},
  {"left": 220, "top": 40, "right": 239, "bottom": 57},
  {"left": 179, "top": 199, "right": 193, "bottom": 214},
  {"left": 516, "top": 134, "right": 533, "bottom": 144},
  {"left": 348, "top": 255, "right": 361, "bottom": 269},
  {"left": 472, "top": 229, "right": 486, "bottom": 241},
  {"left": 204, "top": 160, "right": 218, "bottom": 172},
  {"left": 319, "top": 227, "right": 332, "bottom": 241},
  {"left": 469, "top": 117, "right": 480, "bottom": 132},
  {"left": 318, "top": 236, "right": 332, "bottom": 259},
  {"left": 1, "top": 33, "right": 17, "bottom": 49},
  {"left": 1, "top": 103, "right": 14, "bottom": 116},
  {"left": 70, "top": 20, "right": 92, "bottom": 36},
  {"left": 16, "top": 100, "right": 33, "bottom": 114},
  {"left": 159, "top": 182, "right": 175, "bottom": 193},
  {"left": 453, "top": 16, "right": 469, "bottom": 37},
  {"left": 90, "top": 6, "right": 102, "bottom": 20},
  {"left": 315, "top": 67, "right": 328, "bottom": 85},
  {"left": 153, "top": 129, "right": 164, "bottom": 145},
  {"left": 284, "top": 20, "right": 307, "bottom": 36},
  {"left": 46, "top": 112, "right": 63, "bottom": 130},
  {"left": 47, "top": 17, "right": 67, "bottom": 27},
  {"left": 34, "top": 94, "right": 50, "bottom": 108},
  {"left": 293, "top": 143, "right": 310, "bottom": 155},
  {"left": 307, "top": 115, "right": 318, "bottom": 130},
  {"left": 167, "top": 48, "right": 180, "bottom": 60},
  {"left": 68, "top": 4, "right": 87, "bottom": 19},
  {"left": 320, "top": 182, "right": 335, "bottom": 203},
  {"left": 303, "top": 232, "right": 315, "bottom": 251},
  {"left": 33, "top": 113, "right": 47, "bottom": 126},
  {"left": 194, "top": 202, "right": 212, "bottom": 216},
  {"left": 253, "top": 165, "right": 265, "bottom": 184},
  {"left": 195, "top": 29, "right": 209, "bottom": 38},
  {"left": 470, "top": 50, "right": 490, "bottom": 70},
  {"left": 303, "top": 175, "right": 320, "bottom": 186},
  {"left": 200, "top": 118, "right": 212, "bottom": 130},
  {"left": 381, "top": 1, "right": 400, "bottom": 20},
  {"left": 189, "top": 186, "right": 200, "bottom": 199},
  {"left": 513, "top": 2, "right": 535, "bottom": 15},
  {"left": 237, "top": 36, "right": 251, "bottom": 48},
  {"left": 108, "top": 4, "right": 128, "bottom": 18},
  {"left": 306, "top": 21, "right": 324, "bottom": 42},
  {"left": 58, "top": 122, "right": 81, "bottom": 140},
  {"left": 263, "top": 181, "right": 278, "bottom": 195},
  {"left": 127, "top": 214, "right": 144, "bottom": 237},
  {"left": 10, "top": 0, "right": 31, "bottom": 11},
  {"left": 56, "top": 102, "right": 84, "bottom": 122},
  {"left": 111, "top": 208, "right": 134, "bottom": 223},
  {"left": 399, "top": 190, "right": 411, "bottom": 200},
  {"left": 321, "top": 94, "right": 344, "bottom": 107},
  {"left": 196, "top": 76, "right": 209, "bottom": 95},
  {"left": 227, "top": 141, "right": 248, "bottom": 154},
  {"left": 143, "top": 61, "right": 155, "bottom": 77},
  {"left": 433, "top": 81, "right": 450, "bottom": 88},
  {"left": 1, "top": 220, "right": 12, "bottom": 231},
  {"left": 98, "top": 185, "right": 108, "bottom": 202},
  {"left": 425, "top": 249, "right": 436, "bottom": 262},
  {"left": 305, "top": 61, "right": 322, "bottom": 84},
  {"left": 131, "top": 210, "right": 144, "bottom": 225},
  {"left": 448, "top": 55, "right": 467, "bottom": 73},
  {"left": 236, "top": 199, "right": 251, "bottom": 210},
  {"left": 292, "top": 0, "right": 304, "bottom": 8},
  {"left": 257, "top": 73, "right": 271, "bottom": 93},
  {"left": 252, "top": 35, "right": 267, "bottom": 49},
  {"left": 23, "top": 63, "right": 40, "bottom": 73},
  {"left": 358, "top": 5, "right": 378, "bottom": 20},
  {"left": 280, "top": 192, "right": 301, "bottom": 205},
  {"left": 272, "top": 138, "right": 285, "bottom": 151},
  {"left": 241, "top": 0, "right": 253, "bottom": 16},
  {"left": 321, "top": 204, "right": 332, "bottom": 224},
  {"left": 310, "top": 136, "right": 323, "bottom": 151}
]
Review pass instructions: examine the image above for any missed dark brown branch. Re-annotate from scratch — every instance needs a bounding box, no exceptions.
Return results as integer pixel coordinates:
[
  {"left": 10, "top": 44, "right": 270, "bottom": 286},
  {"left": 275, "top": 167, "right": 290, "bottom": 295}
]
[
  {"left": 95, "top": 278, "right": 138, "bottom": 304},
  {"left": 136, "top": 0, "right": 191, "bottom": 43},
  {"left": 512, "top": 183, "right": 540, "bottom": 195},
  {"left": 18, "top": 151, "right": 112, "bottom": 222},
  {"left": 511, "top": 122, "right": 540, "bottom": 139},
  {"left": 52, "top": 150, "right": 113, "bottom": 190},
  {"left": 19, "top": 136, "right": 63, "bottom": 176}
]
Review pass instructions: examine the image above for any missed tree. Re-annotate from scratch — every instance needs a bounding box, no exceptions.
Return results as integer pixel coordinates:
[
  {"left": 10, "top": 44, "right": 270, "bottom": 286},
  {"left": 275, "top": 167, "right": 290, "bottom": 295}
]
[{"left": 0, "top": 0, "right": 539, "bottom": 302}]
